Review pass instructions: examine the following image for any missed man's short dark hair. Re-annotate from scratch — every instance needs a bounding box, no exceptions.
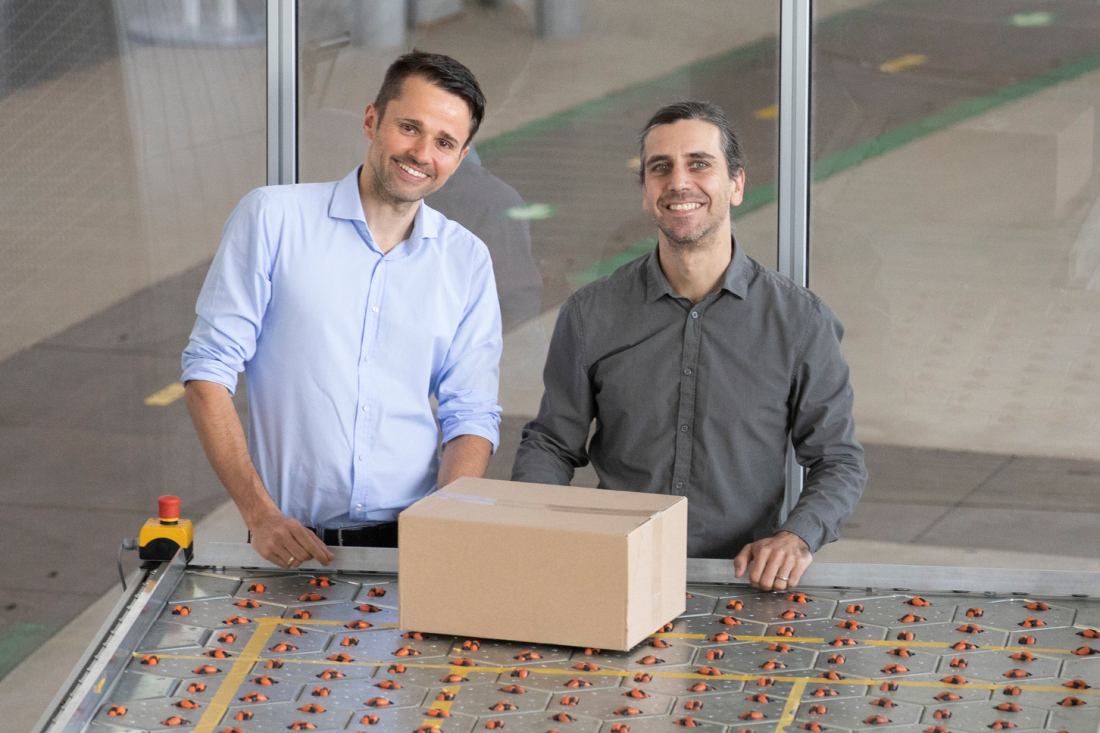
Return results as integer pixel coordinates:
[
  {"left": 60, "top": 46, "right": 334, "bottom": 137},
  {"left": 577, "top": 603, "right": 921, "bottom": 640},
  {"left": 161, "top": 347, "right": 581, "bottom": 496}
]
[
  {"left": 638, "top": 101, "right": 744, "bottom": 182},
  {"left": 374, "top": 50, "right": 486, "bottom": 145}
]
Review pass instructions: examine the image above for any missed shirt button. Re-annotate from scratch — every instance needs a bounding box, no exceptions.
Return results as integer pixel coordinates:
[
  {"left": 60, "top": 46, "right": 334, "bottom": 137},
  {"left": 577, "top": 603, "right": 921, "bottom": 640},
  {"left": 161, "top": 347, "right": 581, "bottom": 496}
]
[
  {"left": 356, "top": 504, "right": 363, "bottom": 510},
  {"left": 680, "top": 425, "right": 689, "bottom": 432},
  {"left": 363, "top": 405, "right": 369, "bottom": 411},
  {"left": 675, "top": 481, "right": 684, "bottom": 489},
  {"left": 358, "top": 454, "right": 364, "bottom": 461},
  {"left": 372, "top": 306, "right": 379, "bottom": 313},
  {"left": 691, "top": 311, "right": 699, "bottom": 319},
  {"left": 683, "top": 368, "right": 692, "bottom": 376}
]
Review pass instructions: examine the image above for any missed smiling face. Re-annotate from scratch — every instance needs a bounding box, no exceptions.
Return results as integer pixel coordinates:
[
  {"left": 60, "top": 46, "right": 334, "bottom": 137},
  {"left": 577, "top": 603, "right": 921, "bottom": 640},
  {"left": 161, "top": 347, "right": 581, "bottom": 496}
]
[
  {"left": 641, "top": 118, "right": 745, "bottom": 249},
  {"left": 362, "top": 74, "right": 471, "bottom": 206}
]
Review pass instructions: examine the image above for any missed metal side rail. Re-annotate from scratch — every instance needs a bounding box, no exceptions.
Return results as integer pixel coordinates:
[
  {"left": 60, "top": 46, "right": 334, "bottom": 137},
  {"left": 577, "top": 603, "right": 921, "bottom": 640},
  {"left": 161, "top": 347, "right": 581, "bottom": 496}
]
[{"left": 33, "top": 549, "right": 190, "bottom": 733}]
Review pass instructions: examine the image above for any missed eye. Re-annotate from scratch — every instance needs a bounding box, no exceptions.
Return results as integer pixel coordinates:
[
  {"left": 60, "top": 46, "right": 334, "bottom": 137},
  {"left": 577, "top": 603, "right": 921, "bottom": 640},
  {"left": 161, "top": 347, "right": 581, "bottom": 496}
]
[
  {"left": 691, "top": 160, "right": 708, "bottom": 169},
  {"left": 438, "top": 139, "right": 452, "bottom": 149},
  {"left": 400, "top": 124, "right": 416, "bottom": 133}
]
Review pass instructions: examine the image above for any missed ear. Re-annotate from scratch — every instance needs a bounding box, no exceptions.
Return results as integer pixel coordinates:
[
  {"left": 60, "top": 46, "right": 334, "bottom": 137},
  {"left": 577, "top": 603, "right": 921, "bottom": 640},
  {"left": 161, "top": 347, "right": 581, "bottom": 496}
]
[
  {"left": 729, "top": 168, "right": 746, "bottom": 207},
  {"left": 459, "top": 144, "right": 470, "bottom": 164},
  {"left": 363, "top": 104, "right": 378, "bottom": 141}
]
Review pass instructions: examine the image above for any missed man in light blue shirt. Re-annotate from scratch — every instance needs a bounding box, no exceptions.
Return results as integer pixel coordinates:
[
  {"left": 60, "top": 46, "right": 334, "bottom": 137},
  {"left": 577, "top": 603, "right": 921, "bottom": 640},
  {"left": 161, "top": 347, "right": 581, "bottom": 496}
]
[{"left": 182, "top": 52, "right": 502, "bottom": 568}]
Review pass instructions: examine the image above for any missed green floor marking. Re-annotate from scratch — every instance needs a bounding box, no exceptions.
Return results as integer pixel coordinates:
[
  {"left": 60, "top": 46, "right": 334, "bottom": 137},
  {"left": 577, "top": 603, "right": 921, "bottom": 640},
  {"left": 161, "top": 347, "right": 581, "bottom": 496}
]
[
  {"left": 1010, "top": 11, "right": 1055, "bottom": 28},
  {"left": 504, "top": 203, "right": 557, "bottom": 220},
  {"left": 0, "top": 623, "right": 56, "bottom": 681}
]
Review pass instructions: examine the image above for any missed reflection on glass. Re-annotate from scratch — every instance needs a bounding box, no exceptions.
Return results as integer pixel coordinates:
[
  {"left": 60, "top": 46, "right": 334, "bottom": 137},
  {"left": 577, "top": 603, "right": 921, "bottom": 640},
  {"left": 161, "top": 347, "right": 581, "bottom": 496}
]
[{"left": 810, "top": 0, "right": 1100, "bottom": 556}]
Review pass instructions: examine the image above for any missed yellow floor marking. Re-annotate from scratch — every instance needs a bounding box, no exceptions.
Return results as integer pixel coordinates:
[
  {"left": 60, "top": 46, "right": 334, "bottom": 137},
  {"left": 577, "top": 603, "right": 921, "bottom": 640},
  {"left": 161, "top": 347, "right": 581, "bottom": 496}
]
[
  {"left": 144, "top": 382, "right": 186, "bottom": 406},
  {"left": 193, "top": 617, "right": 279, "bottom": 733},
  {"left": 755, "top": 104, "right": 779, "bottom": 119},
  {"left": 655, "top": 633, "right": 825, "bottom": 643},
  {"left": 879, "top": 53, "right": 927, "bottom": 73},
  {"left": 654, "top": 633, "right": 1082, "bottom": 655},
  {"left": 422, "top": 664, "right": 464, "bottom": 728},
  {"left": 776, "top": 677, "right": 809, "bottom": 733}
]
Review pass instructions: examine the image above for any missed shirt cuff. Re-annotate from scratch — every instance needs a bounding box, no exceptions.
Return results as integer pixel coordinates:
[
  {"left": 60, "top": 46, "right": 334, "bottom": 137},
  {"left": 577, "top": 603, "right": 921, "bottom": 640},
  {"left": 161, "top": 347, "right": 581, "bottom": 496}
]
[
  {"left": 181, "top": 360, "right": 241, "bottom": 396},
  {"left": 778, "top": 512, "right": 826, "bottom": 554},
  {"left": 441, "top": 419, "right": 501, "bottom": 454}
]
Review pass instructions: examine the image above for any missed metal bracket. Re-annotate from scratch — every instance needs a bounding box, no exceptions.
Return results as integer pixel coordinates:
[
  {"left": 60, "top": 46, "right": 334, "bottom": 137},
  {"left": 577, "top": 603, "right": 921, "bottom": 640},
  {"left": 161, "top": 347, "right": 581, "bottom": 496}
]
[{"left": 267, "top": 0, "right": 297, "bottom": 185}]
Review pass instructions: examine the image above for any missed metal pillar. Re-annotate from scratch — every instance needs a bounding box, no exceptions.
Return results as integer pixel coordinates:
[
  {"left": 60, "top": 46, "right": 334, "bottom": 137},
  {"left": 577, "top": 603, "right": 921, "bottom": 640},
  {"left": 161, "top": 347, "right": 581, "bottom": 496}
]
[
  {"left": 777, "top": 0, "right": 812, "bottom": 519},
  {"left": 267, "top": 0, "right": 297, "bottom": 186}
]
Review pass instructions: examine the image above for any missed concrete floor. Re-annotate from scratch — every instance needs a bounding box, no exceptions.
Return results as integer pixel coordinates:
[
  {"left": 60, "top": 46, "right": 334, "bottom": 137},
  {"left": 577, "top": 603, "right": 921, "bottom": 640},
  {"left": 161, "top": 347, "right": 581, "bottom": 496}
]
[{"left": 3, "top": 0, "right": 1100, "bottom": 727}]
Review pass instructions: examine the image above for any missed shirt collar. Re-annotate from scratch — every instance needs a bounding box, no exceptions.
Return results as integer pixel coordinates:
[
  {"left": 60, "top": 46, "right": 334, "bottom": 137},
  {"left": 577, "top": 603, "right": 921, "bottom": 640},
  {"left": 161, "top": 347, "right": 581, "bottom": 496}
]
[
  {"left": 644, "top": 235, "right": 751, "bottom": 303},
  {"left": 329, "top": 166, "right": 440, "bottom": 256}
]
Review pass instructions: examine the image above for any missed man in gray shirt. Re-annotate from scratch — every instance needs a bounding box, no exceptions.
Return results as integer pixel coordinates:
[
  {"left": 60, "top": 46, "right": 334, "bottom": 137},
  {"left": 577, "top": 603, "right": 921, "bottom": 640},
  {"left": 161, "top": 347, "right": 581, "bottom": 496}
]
[{"left": 512, "top": 101, "right": 866, "bottom": 591}]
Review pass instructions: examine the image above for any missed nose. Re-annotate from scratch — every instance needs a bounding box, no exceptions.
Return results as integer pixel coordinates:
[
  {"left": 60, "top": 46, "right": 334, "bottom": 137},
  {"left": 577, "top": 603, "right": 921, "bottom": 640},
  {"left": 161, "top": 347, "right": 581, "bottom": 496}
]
[
  {"left": 407, "top": 136, "right": 431, "bottom": 164},
  {"left": 667, "top": 162, "right": 692, "bottom": 191}
]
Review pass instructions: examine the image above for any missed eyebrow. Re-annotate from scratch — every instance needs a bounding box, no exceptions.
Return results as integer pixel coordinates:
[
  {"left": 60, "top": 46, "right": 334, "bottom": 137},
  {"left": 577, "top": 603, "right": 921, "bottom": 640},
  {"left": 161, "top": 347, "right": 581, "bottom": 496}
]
[{"left": 395, "top": 117, "right": 461, "bottom": 147}]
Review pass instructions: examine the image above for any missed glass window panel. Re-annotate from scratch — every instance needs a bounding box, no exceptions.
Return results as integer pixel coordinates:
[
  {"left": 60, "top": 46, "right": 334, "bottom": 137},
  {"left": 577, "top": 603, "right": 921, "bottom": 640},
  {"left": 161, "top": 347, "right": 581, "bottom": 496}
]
[
  {"left": 297, "top": 0, "right": 783, "bottom": 478},
  {"left": 810, "top": 0, "right": 1100, "bottom": 559}
]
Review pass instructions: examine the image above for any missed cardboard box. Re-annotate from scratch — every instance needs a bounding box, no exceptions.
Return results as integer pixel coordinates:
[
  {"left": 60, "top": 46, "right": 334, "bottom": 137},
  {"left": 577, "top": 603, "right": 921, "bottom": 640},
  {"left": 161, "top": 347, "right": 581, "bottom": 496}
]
[{"left": 398, "top": 477, "right": 687, "bottom": 651}]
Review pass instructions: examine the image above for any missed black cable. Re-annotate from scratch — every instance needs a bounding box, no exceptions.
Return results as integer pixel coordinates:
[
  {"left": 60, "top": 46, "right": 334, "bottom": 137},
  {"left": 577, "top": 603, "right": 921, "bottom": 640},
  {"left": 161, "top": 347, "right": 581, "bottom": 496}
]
[{"left": 118, "top": 538, "right": 138, "bottom": 591}]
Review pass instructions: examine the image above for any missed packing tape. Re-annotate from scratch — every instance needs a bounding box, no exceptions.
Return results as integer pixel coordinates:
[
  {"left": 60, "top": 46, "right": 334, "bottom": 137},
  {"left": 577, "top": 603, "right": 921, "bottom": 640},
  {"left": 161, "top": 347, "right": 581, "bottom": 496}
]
[{"left": 433, "top": 490, "right": 658, "bottom": 517}]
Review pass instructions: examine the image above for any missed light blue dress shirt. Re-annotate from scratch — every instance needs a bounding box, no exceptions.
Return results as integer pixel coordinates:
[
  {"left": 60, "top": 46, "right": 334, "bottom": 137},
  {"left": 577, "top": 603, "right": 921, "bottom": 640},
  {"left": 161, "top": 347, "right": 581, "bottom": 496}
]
[{"left": 182, "top": 167, "right": 503, "bottom": 528}]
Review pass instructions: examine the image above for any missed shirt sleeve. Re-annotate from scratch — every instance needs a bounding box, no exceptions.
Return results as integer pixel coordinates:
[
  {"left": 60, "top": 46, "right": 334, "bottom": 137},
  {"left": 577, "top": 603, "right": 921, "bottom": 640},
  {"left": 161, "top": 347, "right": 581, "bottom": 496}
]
[
  {"left": 511, "top": 297, "right": 595, "bottom": 485},
  {"left": 779, "top": 301, "right": 868, "bottom": 552},
  {"left": 435, "top": 245, "right": 504, "bottom": 451},
  {"left": 181, "top": 189, "right": 277, "bottom": 395}
]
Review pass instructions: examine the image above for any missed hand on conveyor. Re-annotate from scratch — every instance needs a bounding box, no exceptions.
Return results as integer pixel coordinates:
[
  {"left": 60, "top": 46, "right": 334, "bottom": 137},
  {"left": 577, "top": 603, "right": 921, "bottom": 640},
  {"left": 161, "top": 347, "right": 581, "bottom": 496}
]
[
  {"left": 250, "top": 507, "right": 335, "bottom": 569},
  {"left": 732, "top": 530, "right": 812, "bottom": 591}
]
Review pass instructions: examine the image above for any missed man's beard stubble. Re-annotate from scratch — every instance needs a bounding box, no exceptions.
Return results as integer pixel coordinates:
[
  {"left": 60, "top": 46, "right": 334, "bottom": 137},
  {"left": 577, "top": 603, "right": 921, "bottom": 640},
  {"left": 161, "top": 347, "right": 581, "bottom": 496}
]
[
  {"left": 655, "top": 213, "right": 724, "bottom": 251},
  {"left": 367, "top": 154, "right": 437, "bottom": 207}
]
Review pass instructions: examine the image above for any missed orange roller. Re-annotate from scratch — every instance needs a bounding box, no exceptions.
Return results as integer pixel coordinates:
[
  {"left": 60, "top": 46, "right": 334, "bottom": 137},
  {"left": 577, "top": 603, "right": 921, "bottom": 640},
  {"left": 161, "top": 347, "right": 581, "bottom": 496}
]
[
  {"left": 172, "top": 605, "right": 191, "bottom": 616},
  {"left": 1018, "top": 618, "right": 1045, "bottom": 628},
  {"left": 674, "top": 718, "right": 699, "bottom": 728},
  {"left": 809, "top": 704, "right": 827, "bottom": 714},
  {"left": 366, "top": 587, "right": 386, "bottom": 597},
  {"left": 1002, "top": 686, "right": 1022, "bottom": 696},
  {"left": 205, "top": 649, "right": 229, "bottom": 659},
  {"left": 241, "top": 692, "right": 267, "bottom": 702},
  {"left": 739, "top": 711, "right": 765, "bottom": 721},
  {"left": 705, "top": 649, "right": 724, "bottom": 660},
  {"left": 340, "top": 637, "right": 359, "bottom": 647},
  {"left": 906, "top": 597, "right": 931, "bottom": 607},
  {"left": 942, "top": 675, "right": 966, "bottom": 685},
  {"left": 870, "top": 698, "right": 897, "bottom": 708},
  {"left": 846, "top": 604, "right": 865, "bottom": 614},
  {"left": 283, "top": 625, "right": 307, "bottom": 636},
  {"left": 925, "top": 727, "right": 949, "bottom": 733},
  {"left": 1004, "top": 669, "right": 1031, "bottom": 679},
  {"left": 264, "top": 660, "right": 284, "bottom": 669},
  {"left": 298, "top": 593, "right": 325, "bottom": 602},
  {"left": 951, "top": 641, "right": 978, "bottom": 651},
  {"left": 1023, "top": 602, "right": 1049, "bottom": 611},
  {"left": 831, "top": 637, "right": 856, "bottom": 647},
  {"left": 176, "top": 699, "right": 201, "bottom": 710},
  {"left": 402, "top": 631, "right": 425, "bottom": 641},
  {"left": 269, "top": 643, "right": 297, "bottom": 653},
  {"left": 837, "top": 620, "right": 862, "bottom": 630},
  {"left": 187, "top": 682, "right": 206, "bottom": 693},
  {"left": 879, "top": 682, "right": 899, "bottom": 693},
  {"left": 425, "top": 708, "right": 449, "bottom": 717},
  {"left": 777, "top": 626, "right": 796, "bottom": 636},
  {"left": 634, "top": 673, "right": 652, "bottom": 683},
  {"left": 933, "top": 709, "right": 952, "bottom": 719},
  {"left": 615, "top": 707, "right": 642, "bottom": 716},
  {"left": 638, "top": 655, "right": 664, "bottom": 665},
  {"left": 501, "top": 685, "right": 525, "bottom": 694},
  {"left": 827, "top": 654, "right": 845, "bottom": 665},
  {"left": 720, "top": 616, "right": 743, "bottom": 626},
  {"left": 392, "top": 647, "right": 418, "bottom": 657},
  {"left": 510, "top": 668, "right": 529, "bottom": 678},
  {"left": 625, "top": 689, "right": 649, "bottom": 699},
  {"left": 934, "top": 692, "right": 962, "bottom": 701},
  {"left": 292, "top": 609, "right": 312, "bottom": 619},
  {"left": 436, "top": 691, "right": 455, "bottom": 701},
  {"left": 193, "top": 665, "right": 220, "bottom": 675},
  {"left": 217, "top": 632, "right": 237, "bottom": 643},
  {"left": 1058, "top": 697, "right": 1086, "bottom": 707},
  {"left": 1079, "top": 629, "right": 1100, "bottom": 639},
  {"left": 950, "top": 658, "right": 968, "bottom": 668},
  {"left": 989, "top": 720, "right": 1016, "bottom": 729},
  {"left": 709, "top": 633, "right": 731, "bottom": 642},
  {"left": 318, "top": 669, "right": 345, "bottom": 679},
  {"left": 485, "top": 720, "right": 505, "bottom": 730},
  {"left": 966, "top": 608, "right": 984, "bottom": 618},
  {"left": 728, "top": 599, "right": 745, "bottom": 610},
  {"left": 697, "top": 667, "right": 721, "bottom": 676},
  {"left": 760, "top": 659, "right": 786, "bottom": 670},
  {"left": 801, "top": 722, "right": 823, "bottom": 731},
  {"left": 1017, "top": 635, "right": 1036, "bottom": 645},
  {"left": 451, "top": 657, "right": 475, "bottom": 666},
  {"left": 957, "top": 624, "right": 982, "bottom": 634},
  {"left": 516, "top": 650, "right": 541, "bottom": 661},
  {"left": 365, "top": 697, "right": 391, "bottom": 707},
  {"left": 1064, "top": 680, "right": 1091, "bottom": 689},
  {"left": 311, "top": 686, "right": 330, "bottom": 697},
  {"left": 748, "top": 694, "right": 770, "bottom": 703},
  {"left": 140, "top": 655, "right": 160, "bottom": 666},
  {"left": 768, "top": 643, "right": 792, "bottom": 653},
  {"left": 897, "top": 631, "right": 916, "bottom": 641},
  {"left": 574, "top": 662, "right": 599, "bottom": 672},
  {"left": 462, "top": 639, "right": 481, "bottom": 650},
  {"left": 660, "top": 622, "right": 675, "bottom": 632},
  {"left": 107, "top": 705, "right": 127, "bottom": 716},
  {"left": 995, "top": 703, "right": 1021, "bottom": 712},
  {"left": 233, "top": 711, "right": 254, "bottom": 721},
  {"left": 360, "top": 714, "right": 380, "bottom": 725},
  {"left": 309, "top": 576, "right": 332, "bottom": 587},
  {"left": 1009, "top": 652, "right": 1036, "bottom": 661},
  {"left": 611, "top": 725, "right": 630, "bottom": 733},
  {"left": 898, "top": 614, "right": 925, "bottom": 624},
  {"left": 567, "top": 678, "right": 592, "bottom": 688},
  {"left": 780, "top": 610, "right": 807, "bottom": 620},
  {"left": 552, "top": 713, "right": 577, "bottom": 723},
  {"left": 560, "top": 696, "right": 579, "bottom": 706},
  {"left": 327, "top": 653, "right": 354, "bottom": 662},
  {"left": 161, "top": 716, "right": 189, "bottom": 727},
  {"left": 864, "top": 715, "right": 891, "bottom": 724},
  {"left": 235, "top": 600, "right": 260, "bottom": 609},
  {"left": 882, "top": 664, "right": 908, "bottom": 674},
  {"left": 650, "top": 638, "right": 671, "bottom": 649},
  {"left": 1073, "top": 646, "right": 1099, "bottom": 656},
  {"left": 688, "top": 682, "right": 713, "bottom": 692},
  {"left": 247, "top": 583, "right": 266, "bottom": 593},
  {"left": 813, "top": 687, "right": 839, "bottom": 697},
  {"left": 888, "top": 647, "right": 913, "bottom": 657},
  {"left": 490, "top": 701, "right": 518, "bottom": 712},
  {"left": 789, "top": 593, "right": 811, "bottom": 603},
  {"left": 820, "top": 671, "right": 843, "bottom": 680},
  {"left": 223, "top": 616, "right": 251, "bottom": 625},
  {"left": 288, "top": 723, "right": 316, "bottom": 731},
  {"left": 357, "top": 604, "right": 381, "bottom": 613},
  {"left": 377, "top": 680, "right": 401, "bottom": 690},
  {"left": 252, "top": 675, "right": 277, "bottom": 686},
  {"left": 584, "top": 648, "right": 602, "bottom": 655}
]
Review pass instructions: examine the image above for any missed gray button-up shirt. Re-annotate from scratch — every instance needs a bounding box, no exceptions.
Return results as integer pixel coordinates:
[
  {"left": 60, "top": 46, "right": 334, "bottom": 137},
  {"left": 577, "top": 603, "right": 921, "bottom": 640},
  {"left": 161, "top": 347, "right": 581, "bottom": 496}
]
[{"left": 511, "top": 241, "right": 866, "bottom": 558}]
